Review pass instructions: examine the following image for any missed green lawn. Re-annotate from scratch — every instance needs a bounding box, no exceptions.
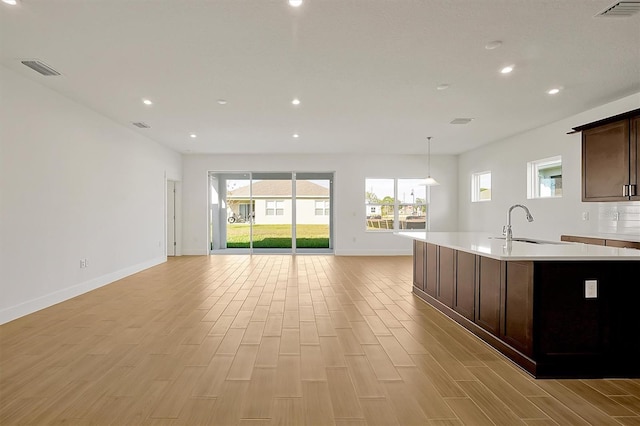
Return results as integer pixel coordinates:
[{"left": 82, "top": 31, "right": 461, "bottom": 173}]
[{"left": 226, "top": 224, "right": 329, "bottom": 248}]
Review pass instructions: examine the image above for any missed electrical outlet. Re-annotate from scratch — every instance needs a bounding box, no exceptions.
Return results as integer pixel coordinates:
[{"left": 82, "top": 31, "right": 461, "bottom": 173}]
[
  {"left": 585, "top": 280, "right": 598, "bottom": 298},
  {"left": 582, "top": 211, "right": 589, "bottom": 221},
  {"left": 80, "top": 259, "right": 86, "bottom": 268},
  {"left": 613, "top": 211, "right": 620, "bottom": 221}
]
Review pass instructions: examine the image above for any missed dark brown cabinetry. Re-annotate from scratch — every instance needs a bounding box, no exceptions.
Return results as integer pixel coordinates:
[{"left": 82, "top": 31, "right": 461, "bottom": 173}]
[
  {"left": 573, "top": 109, "right": 640, "bottom": 202},
  {"left": 501, "top": 261, "right": 534, "bottom": 357},
  {"left": 453, "top": 251, "right": 476, "bottom": 321},
  {"left": 425, "top": 243, "right": 437, "bottom": 297},
  {"left": 561, "top": 234, "right": 640, "bottom": 250},
  {"left": 411, "top": 240, "right": 640, "bottom": 378},
  {"left": 476, "top": 256, "right": 501, "bottom": 336},
  {"left": 412, "top": 240, "right": 425, "bottom": 291},
  {"left": 437, "top": 247, "right": 455, "bottom": 308}
]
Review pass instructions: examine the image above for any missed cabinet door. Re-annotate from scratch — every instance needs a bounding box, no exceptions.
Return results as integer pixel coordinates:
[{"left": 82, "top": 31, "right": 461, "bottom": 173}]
[
  {"left": 631, "top": 116, "right": 639, "bottom": 201},
  {"left": 476, "top": 257, "right": 501, "bottom": 335},
  {"left": 413, "top": 241, "right": 425, "bottom": 291},
  {"left": 501, "top": 261, "right": 534, "bottom": 357},
  {"left": 454, "top": 251, "right": 476, "bottom": 321},
  {"left": 582, "top": 119, "right": 630, "bottom": 201},
  {"left": 425, "top": 243, "right": 438, "bottom": 297},
  {"left": 437, "top": 247, "right": 455, "bottom": 308}
]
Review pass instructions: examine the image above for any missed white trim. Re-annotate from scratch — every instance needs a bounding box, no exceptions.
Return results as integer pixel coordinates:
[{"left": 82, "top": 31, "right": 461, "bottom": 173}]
[
  {"left": 0, "top": 256, "right": 167, "bottom": 325},
  {"left": 183, "top": 248, "right": 210, "bottom": 255},
  {"left": 335, "top": 249, "right": 411, "bottom": 256}
]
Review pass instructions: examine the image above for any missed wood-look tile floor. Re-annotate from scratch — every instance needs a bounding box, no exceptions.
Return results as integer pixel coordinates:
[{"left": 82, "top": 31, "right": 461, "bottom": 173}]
[{"left": 2, "top": 255, "right": 640, "bottom": 425}]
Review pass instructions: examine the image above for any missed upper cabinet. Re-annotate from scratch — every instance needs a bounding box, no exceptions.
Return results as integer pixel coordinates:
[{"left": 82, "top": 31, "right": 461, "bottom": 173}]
[{"left": 573, "top": 109, "right": 640, "bottom": 202}]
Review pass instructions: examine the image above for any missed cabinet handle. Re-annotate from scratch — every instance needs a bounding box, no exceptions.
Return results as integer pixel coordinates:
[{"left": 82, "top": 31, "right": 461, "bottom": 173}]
[
  {"left": 631, "top": 185, "right": 637, "bottom": 196},
  {"left": 623, "top": 185, "right": 628, "bottom": 196}
]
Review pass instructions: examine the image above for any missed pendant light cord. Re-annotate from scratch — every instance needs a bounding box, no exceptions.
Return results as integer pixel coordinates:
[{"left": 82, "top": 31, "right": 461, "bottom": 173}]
[{"left": 427, "top": 136, "right": 432, "bottom": 176}]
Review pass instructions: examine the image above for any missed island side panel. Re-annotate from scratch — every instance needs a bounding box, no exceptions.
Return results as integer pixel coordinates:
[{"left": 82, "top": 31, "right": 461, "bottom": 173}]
[{"left": 533, "top": 261, "right": 640, "bottom": 377}]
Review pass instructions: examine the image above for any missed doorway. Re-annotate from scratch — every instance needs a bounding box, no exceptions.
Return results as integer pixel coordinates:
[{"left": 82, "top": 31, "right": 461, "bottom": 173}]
[
  {"left": 167, "top": 180, "right": 177, "bottom": 256},
  {"left": 209, "top": 171, "right": 333, "bottom": 254}
]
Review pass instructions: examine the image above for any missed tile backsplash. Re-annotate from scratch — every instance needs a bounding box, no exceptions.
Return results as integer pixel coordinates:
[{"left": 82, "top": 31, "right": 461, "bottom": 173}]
[{"left": 597, "top": 202, "right": 640, "bottom": 235}]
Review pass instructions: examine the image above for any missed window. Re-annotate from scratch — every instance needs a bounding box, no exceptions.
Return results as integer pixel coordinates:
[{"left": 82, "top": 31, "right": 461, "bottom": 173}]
[
  {"left": 528, "top": 156, "right": 562, "bottom": 198},
  {"left": 471, "top": 171, "right": 491, "bottom": 202},
  {"left": 266, "top": 200, "right": 284, "bottom": 215},
  {"left": 365, "top": 178, "right": 428, "bottom": 231},
  {"left": 315, "top": 200, "right": 330, "bottom": 215}
]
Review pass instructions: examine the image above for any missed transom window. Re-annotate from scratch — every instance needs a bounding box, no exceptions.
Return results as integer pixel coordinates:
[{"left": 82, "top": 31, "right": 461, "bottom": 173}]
[
  {"left": 471, "top": 171, "right": 492, "bottom": 202},
  {"left": 527, "top": 156, "right": 562, "bottom": 198}
]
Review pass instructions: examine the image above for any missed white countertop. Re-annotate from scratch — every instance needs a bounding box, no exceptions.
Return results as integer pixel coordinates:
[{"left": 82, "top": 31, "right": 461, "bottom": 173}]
[{"left": 395, "top": 231, "right": 640, "bottom": 261}]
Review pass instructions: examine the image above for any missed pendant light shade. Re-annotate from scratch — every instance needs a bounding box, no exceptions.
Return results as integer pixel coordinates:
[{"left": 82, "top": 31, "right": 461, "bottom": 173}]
[{"left": 421, "top": 136, "right": 439, "bottom": 186}]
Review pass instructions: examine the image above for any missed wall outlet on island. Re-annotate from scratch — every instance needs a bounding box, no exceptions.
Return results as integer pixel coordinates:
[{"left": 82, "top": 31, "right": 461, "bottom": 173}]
[
  {"left": 581, "top": 211, "right": 589, "bottom": 221},
  {"left": 585, "top": 280, "right": 598, "bottom": 298}
]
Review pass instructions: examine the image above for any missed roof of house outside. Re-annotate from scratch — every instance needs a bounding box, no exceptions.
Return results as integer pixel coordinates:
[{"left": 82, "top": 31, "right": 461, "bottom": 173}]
[{"left": 228, "top": 180, "right": 329, "bottom": 198}]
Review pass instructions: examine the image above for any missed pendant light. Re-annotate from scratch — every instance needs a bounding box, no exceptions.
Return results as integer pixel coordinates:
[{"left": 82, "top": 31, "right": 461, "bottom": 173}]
[{"left": 422, "top": 136, "right": 439, "bottom": 186}]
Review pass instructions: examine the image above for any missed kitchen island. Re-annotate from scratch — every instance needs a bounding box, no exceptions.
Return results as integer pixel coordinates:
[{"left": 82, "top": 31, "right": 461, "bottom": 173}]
[{"left": 396, "top": 231, "right": 640, "bottom": 378}]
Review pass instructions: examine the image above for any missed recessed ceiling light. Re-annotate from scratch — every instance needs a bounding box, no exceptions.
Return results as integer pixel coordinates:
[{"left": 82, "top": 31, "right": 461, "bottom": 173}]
[
  {"left": 547, "top": 88, "right": 561, "bottom": 95},
  {"left": 217, "top": 99, "right": 227, "bottom": 105},
  {"left": 291, "top": 98, "right": 301, "bottom": 106},
  {"left": 436, "top": 84, "right": 450, "bottom": 91},
  {"left": 485, "top": 40, "right": 503, "bottom": 50},
  {"left": 289, "top": 0, "right": 302, "bottom": 7},
  {"left": 293, "top": 133, "right": 300, "bottom": 138},
  {"left": 190, "top": 133, "right": 197, "bottom": 139},
  {"left": 142, "top": 99, "right": 153, "bottom": 105},
  {"left": 2, "top": 0, "right": 18, "bottom": 5},
  {"left": 500, "top": 65, "right": 514, "bottom": 74}
]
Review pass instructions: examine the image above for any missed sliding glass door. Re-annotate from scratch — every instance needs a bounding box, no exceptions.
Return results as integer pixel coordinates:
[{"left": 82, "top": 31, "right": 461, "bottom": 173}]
[{"left": 209, "top": 171, "right": 333, "bottom": 254}]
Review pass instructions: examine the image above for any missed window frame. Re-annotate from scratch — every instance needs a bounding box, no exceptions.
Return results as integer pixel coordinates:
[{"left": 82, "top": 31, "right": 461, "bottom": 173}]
[
  {"left": 527, "top": 156, "right": 562, "bottom": 199},
  {"left": 365, "top": 178, "right": 429, "bottom": 232},
  {"left": 471, "top": 171, "right": 492, "bottom": 202}
]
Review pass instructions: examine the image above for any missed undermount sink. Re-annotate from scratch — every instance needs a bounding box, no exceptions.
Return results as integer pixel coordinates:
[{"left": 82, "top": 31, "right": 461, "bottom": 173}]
[{"left": 489, "top": 236, "right": 564, "bottom": 245}]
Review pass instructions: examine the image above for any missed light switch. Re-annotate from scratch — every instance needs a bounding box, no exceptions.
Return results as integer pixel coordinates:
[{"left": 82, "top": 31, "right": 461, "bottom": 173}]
[{"left": 585, "top": 280, "right": 598, "bottom": 298}]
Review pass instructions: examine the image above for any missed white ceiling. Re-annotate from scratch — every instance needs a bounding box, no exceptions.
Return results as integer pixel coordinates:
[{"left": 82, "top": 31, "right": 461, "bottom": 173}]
[{"left": 1, "top": 0, "right": 639, "bottom": 155}]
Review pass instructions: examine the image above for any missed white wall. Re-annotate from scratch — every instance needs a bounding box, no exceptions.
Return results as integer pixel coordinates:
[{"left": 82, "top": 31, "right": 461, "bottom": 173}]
[
  {"left": 0, "top": 66, "right": 182, "bottom": 324},
  {"left": 182, "top": 154, "right": 458, "bottom": 255},
  {"left": 458, "top": 92, "right": 640, "bottom": 240}
]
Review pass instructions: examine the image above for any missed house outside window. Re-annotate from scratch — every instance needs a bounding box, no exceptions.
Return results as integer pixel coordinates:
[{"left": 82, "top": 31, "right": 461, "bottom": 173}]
[
  {"left": 315, "top": 200, "right": 330, "bottom": 215},
  {"left": 266, "top": 200, "right": 284, "bottom": 216}
]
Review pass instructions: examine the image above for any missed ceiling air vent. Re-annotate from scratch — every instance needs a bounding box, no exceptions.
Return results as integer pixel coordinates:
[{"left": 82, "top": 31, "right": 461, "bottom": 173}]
[
  {"left": 132, "top": 122, "right": 151, "bottom": 129},
  {"left": 21, "top": 60, "right": 61, "bottom": 76},
  {"left": 596, "top": 1, "right": 640, "bottom": 17},
  {"left": 450, "top": 118, "right": 474, "bottom": 125}
]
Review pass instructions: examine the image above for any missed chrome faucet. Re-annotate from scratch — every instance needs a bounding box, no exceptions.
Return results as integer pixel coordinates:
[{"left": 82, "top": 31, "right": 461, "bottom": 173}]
[{"left": 503, "top": 204, "right": 534, "bottom": 242}]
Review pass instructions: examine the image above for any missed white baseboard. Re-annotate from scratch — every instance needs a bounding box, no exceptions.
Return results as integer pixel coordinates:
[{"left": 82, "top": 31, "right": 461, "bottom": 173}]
[
  {"left": 334, "top": 249, "right": 412, "bottom": 256},
  {"left": 0, "top": 256, "right": 167, "bottom": 325},
  {"left": 182, "top": 248, "right": 209, "bottom": 255}
]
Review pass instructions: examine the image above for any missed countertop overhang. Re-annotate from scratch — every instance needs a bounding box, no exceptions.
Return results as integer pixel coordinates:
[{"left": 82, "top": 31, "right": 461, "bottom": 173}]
[{"left": 395, "top": 231, "right": 640, "bottom": 261}]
